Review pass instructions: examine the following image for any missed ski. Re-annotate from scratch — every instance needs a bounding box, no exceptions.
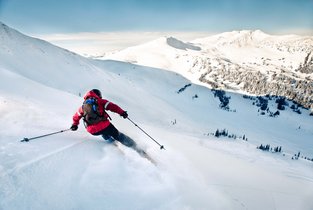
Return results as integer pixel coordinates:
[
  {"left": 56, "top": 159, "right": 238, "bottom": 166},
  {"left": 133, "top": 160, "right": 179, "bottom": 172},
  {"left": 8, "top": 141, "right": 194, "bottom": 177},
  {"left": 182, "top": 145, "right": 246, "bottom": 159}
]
[{"left": 133, "top": 146, "right": 157, "bottom": 165}]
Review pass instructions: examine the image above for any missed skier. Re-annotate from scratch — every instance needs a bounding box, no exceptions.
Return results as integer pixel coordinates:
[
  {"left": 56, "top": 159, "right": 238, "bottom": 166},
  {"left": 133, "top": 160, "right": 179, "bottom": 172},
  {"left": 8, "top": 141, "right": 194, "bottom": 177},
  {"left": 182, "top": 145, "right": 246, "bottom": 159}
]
[{"left": 70, "top": 89, "right": 136, "bottom": 148}]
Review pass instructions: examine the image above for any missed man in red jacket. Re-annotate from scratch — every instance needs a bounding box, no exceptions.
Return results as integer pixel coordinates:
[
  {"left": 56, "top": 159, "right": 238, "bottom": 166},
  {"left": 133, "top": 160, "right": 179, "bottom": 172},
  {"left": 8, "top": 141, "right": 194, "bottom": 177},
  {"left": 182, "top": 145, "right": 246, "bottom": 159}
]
[{"left": 70, "top": 89, "right": 135, "bottom": 147}]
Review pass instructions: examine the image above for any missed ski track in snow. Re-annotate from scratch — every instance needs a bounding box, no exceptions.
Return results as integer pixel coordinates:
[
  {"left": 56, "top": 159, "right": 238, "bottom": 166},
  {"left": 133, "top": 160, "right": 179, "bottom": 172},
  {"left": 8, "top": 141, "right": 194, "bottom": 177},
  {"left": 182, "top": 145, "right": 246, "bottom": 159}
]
[
  {"left": 0, "top": 140, "right": 86, "bottom": 178},
  {"left": 0, "top": 137, "right": 179, "bottom": 210},
  {"left": 0, "top": 134, "right": 239, "bottom": 210}
]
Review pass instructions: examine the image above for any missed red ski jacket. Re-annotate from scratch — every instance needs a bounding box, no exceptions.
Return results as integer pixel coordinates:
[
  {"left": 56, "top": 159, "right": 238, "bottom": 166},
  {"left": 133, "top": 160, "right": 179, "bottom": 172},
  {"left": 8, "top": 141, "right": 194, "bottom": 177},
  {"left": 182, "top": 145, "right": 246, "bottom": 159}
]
[{"left": 72, "top": 91, "right": 125, "bottom": 134}]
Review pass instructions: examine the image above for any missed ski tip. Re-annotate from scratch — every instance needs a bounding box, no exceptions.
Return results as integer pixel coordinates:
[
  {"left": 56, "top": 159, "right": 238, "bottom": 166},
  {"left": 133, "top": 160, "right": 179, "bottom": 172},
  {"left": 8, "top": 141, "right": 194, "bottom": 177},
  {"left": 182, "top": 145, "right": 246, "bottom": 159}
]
[{"left": 160, "top": 145, "right": 165, "bottom": 150}]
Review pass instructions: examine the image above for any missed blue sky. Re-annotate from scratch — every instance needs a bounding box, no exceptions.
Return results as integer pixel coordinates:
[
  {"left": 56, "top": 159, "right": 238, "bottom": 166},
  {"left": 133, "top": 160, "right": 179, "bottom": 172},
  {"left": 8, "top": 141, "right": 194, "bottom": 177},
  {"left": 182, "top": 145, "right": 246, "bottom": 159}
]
[{"left": 0, "top": 0, "right": 312, "bottom": 35}]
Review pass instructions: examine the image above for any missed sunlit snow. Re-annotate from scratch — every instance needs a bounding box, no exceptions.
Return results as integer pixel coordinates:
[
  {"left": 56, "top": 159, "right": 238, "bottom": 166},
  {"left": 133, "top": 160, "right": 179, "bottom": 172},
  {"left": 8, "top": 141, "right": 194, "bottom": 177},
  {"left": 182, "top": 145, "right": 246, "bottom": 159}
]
[{"left": 1, "top": 22, "right": 313, "bottom": 210}]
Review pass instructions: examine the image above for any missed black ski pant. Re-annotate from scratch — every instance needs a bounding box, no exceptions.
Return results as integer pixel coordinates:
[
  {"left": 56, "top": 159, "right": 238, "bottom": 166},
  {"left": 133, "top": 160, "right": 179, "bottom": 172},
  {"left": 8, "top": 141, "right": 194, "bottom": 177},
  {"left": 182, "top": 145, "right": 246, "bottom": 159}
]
[{"left": 93, "top": 123, "right": 136, "bottom": 148}]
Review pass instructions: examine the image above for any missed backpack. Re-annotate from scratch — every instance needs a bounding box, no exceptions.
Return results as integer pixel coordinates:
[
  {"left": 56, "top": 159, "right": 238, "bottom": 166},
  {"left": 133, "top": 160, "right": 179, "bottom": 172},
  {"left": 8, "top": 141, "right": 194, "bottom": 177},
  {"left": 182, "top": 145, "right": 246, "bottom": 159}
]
[{"left": 82, "top": 98, "right": 105, "bottom": 125}]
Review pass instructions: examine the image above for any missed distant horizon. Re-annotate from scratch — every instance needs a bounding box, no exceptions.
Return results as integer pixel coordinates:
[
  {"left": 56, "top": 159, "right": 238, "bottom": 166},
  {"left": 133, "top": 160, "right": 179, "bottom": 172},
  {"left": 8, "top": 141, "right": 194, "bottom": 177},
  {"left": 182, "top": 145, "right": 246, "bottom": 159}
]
[
  {"left": 1, "top": 0, "right": 312, "bottom": 56},
  {"left": 35, "top": 28, "right": 313, "bottom": 57},
  {"left": 1, "top": 20, "right": 312, "bottom": 57}
]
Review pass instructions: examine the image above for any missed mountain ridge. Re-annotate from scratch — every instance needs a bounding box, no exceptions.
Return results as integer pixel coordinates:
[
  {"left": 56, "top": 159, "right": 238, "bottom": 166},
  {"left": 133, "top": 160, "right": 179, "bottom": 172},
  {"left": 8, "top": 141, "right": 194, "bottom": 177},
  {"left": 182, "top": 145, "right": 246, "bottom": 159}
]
[{"left": 103, "top": 30, "right": 313, "bottom": 111}]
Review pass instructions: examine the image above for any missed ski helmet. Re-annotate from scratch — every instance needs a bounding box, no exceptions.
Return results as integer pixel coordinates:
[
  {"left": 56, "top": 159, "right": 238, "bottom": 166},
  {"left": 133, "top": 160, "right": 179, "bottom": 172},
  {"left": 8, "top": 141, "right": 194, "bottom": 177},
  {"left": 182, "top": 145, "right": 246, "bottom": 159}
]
[{"left": 91, "top": 89, "right": 102, "bottom": 98}]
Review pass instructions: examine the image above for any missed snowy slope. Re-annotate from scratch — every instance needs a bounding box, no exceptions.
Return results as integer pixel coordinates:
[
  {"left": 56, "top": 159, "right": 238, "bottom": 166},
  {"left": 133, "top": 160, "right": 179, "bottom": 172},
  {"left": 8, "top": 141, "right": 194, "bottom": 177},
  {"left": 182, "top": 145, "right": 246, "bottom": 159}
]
[
  {"left": 1, "top": 22, "right": 313, "bottom": 210},
  {"left": 103, "top": 30, "right": 313, "bottom": 110}
]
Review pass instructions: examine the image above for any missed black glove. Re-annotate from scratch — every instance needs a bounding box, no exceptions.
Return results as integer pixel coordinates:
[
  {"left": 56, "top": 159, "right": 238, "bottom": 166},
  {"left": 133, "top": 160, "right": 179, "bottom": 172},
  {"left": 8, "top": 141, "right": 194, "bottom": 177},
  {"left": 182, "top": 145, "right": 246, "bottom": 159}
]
[
  {"left": 121, "top": 111, "right": 128, "bottom": 119},
  {"left": 70, "top": 124, "right": 78, "bottom": 131}
]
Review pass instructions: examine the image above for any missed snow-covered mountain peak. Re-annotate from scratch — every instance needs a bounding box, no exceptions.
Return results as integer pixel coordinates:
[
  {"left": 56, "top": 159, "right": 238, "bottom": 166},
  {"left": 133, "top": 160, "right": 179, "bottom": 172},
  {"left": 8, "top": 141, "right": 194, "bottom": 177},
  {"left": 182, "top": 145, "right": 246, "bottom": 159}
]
[
  {"left": 219, "top": 29, "right": 270, "bottom": 40},
  {"left": 227, "top": 30, "right": 271, "bottom": 47},
  {"left": 103, "top": 30, "right": 313, "bottom": 110},
  {"left": 165, "top": 36, "right": 201, "bottom": 51},
  {"left": 0, "top": 22, "right": 101, "bottom": 93},
  {"left": 0, "top": 21, "right": 23, "bottom": 40},
  {"left": 193, "top": 29, "right": 313, "bottom": 51},
  {"left": 0, "top": 21, "right": 12, "bottom": 32},
  {"left": 130, "top": 36, "right": 201, "bottom": 51},
  {"left": 192, "top": 30, "right": 270, "bottom": 47}
]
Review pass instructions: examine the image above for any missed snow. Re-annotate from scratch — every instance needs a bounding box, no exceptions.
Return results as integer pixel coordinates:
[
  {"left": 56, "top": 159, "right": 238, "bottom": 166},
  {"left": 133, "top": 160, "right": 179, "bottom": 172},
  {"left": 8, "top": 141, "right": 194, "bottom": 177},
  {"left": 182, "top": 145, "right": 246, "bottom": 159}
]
[
  {"left": 1, "top": 22, "right": 313, "bottom": 210},
  {"left": 36, "top": 31, "right": 214, "bottom": 57},
  {"left": 103, "top": 29, "right": 313, "bottom": 89}
]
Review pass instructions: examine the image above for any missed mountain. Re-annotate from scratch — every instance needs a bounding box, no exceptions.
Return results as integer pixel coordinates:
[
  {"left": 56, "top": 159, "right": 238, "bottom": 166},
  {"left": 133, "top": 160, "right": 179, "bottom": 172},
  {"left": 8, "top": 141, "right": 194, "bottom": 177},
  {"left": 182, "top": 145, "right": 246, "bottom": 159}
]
[
  {"left": 1, "top": 22, "right": 313, "bottom": 210},
  {"left": 0, "top": 22, "right": 109, "bottom": 94},
  {"left": 103, "top": 30, "right": 313, "bottom": 111}
]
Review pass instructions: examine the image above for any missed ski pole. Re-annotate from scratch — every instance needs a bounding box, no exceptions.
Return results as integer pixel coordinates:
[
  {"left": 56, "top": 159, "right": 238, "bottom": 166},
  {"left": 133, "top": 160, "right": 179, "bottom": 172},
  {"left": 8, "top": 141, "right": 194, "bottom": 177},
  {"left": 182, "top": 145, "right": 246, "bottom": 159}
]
[
  {"left": 21, "top": 129, "right": 71, "bottom": 142},
  {"left": 127, "top": 117, "right": 165, "bottom": 150}
]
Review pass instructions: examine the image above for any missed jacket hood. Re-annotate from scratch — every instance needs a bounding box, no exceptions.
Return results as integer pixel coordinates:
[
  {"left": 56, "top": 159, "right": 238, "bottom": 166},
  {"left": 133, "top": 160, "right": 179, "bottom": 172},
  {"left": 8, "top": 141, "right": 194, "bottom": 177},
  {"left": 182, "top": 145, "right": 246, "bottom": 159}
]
[{"left": 83, "top": 91, "right": 101, "bottom": 100}]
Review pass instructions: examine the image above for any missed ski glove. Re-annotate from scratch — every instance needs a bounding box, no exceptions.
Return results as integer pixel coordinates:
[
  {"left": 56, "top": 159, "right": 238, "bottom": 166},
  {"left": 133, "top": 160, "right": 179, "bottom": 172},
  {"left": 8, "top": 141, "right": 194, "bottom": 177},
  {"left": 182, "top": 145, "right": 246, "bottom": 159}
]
[
  {"left": 70, "top": 124, "right": 78, "bottom": 131},
  {"left": 121, "top": 111, "right": 128, "bottom": 119}
]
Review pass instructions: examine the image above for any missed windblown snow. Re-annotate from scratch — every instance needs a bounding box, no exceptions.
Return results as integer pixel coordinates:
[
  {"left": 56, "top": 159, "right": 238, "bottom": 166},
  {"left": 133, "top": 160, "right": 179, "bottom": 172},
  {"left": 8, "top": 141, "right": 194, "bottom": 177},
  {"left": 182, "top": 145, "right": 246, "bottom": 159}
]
[{"left": 0, "top": 22, "right": 313, "bottom": 210}]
